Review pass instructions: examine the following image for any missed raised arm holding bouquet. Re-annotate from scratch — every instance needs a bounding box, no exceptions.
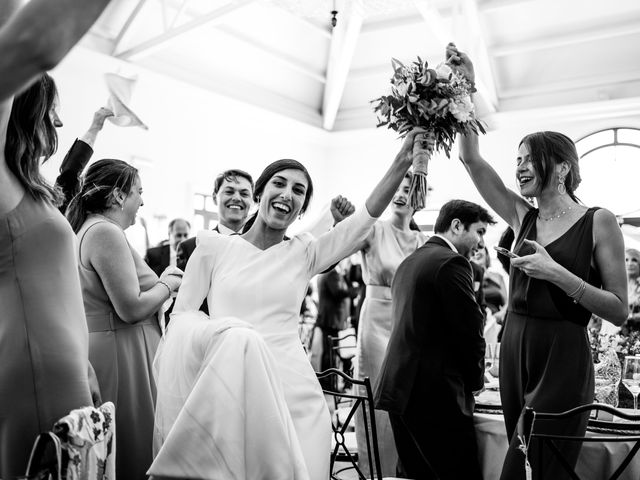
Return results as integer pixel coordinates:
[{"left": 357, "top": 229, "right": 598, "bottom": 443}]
[
  {"left": 450, "top": 43, "right": 627, "bottom": 480},
  {"left": 372, "top": 50, "right": 485, "bottom": 209}
]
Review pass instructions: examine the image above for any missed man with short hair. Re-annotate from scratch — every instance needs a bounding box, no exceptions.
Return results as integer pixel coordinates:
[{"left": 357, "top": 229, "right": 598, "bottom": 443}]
[
  {"left": 375, "top": 199, "right": 496, "bottom": 480},
  {"left": 176, "top": 169, "right": 254, "bottom": 271},
  {"left": 145, "top": 218, "right": 191, "bottom": 276}
]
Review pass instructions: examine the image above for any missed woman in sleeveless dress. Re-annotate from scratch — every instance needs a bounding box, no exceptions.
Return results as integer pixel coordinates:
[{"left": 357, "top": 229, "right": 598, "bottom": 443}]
[
  {"left": 0, "top": 72, "right": 95, "bottom": 478},
  {"left": 67, "top": 159, "right": 183, "bottom": 480},
  {"left": 150, "top": 130, "right": 432, "bottom": 480},
  {"left": 353, "top": 171, "right": 427, "bottom": 476},
  {"left": 450, "top": 44, "right": 628, "bottom": 479}
]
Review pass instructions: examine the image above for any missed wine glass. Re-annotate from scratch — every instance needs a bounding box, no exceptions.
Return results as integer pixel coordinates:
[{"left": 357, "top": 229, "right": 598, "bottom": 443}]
[{"left": 622, "top": 356, "right": 640, "bottom": 411}]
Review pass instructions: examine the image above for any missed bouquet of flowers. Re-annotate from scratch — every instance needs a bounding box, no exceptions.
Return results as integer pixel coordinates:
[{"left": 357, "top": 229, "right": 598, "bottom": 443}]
[{"left": 371, "top": 57, "right": 485, "bottom": 209}]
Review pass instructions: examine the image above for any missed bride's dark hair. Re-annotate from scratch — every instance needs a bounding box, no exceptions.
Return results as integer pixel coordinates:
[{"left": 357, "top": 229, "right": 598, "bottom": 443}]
[{"left": 243, "top": 159, "right": 314, "bottom": 233}]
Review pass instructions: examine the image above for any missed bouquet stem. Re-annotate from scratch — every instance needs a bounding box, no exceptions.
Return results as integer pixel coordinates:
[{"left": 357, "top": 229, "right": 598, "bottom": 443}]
[{"left": 408, "top": 131, "right": 434, "bottom": 210}]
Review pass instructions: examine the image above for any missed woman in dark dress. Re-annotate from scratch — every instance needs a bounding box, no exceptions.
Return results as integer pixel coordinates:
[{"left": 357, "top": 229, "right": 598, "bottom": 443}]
[{"left": 450, "top": 44, "right": 628, "bottom": 479}]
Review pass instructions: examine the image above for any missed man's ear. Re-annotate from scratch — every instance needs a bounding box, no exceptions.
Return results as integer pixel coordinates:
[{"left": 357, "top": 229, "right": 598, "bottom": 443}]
[
  {"left": 212, "top": 193, "right": 219, "bottom": 206},
  {"left": 450, "top": 218, "right": 462, "bottom": 235}
]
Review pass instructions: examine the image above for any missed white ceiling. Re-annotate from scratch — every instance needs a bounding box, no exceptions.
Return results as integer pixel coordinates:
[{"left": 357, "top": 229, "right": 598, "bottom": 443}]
[{"left": 81, "top": 0, "right": 640, "bottom": 131}]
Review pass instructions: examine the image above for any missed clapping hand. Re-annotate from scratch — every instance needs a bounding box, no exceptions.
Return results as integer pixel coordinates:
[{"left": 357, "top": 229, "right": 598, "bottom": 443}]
[
  {"left": 510, "top": 239, "right": 557, "bottom": 281},
  {"left": 445, "top": 42, "right": 475, "bottom": 87},
  {"left": 330, "top": 195, "right": 355, "bottom": 225}
]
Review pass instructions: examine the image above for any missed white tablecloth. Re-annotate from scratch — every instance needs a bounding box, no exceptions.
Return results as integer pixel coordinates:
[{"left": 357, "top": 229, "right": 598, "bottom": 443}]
[{"left": 474, "top": 412, "right": 640, "bottom": 480}]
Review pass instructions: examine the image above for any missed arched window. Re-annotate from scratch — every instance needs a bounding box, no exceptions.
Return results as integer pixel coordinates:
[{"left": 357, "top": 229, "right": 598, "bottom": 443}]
[{"left": 575, "top": 128, "right": 640, "bottom": 217}]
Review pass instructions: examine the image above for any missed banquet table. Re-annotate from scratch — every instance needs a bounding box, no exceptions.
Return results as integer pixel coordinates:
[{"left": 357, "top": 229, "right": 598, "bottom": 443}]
[{"left": 474, "top": 398, "right": 640, "bottom": 480}]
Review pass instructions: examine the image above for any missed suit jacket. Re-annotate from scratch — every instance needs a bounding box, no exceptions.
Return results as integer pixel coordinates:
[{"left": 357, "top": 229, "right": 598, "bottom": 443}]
[
  {"left": 55, "top": 139, "right": 93, "bottom": 214},
  {"left": 374, "top": 236, "right": 485, "bottom": 415},
  {"left": 316, "top": 268, "right": 356, "bottom": 331},
  {"left": 144, "top": 242, "right": 171, "bottom": 277}
]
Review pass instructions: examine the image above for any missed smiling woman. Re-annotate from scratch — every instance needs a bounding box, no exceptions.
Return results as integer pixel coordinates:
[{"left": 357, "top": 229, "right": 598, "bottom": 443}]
[
  {"left": 349, "top": 170, "right": 428, "bottom": 476},
  {"left": 150, "top": 130, "right": 430, "bottom": 480},
  {"left": 452, "top": 42, "right": 628, "bottom": 480},
  {"left": 66, "top": 159, "right": 183, "bottom": 479}
]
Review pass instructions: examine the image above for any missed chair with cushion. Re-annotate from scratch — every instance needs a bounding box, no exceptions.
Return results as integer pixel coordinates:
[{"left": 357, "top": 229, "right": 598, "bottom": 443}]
[{"left": 518, "top": 403, "right": 640, "bottom": 480}]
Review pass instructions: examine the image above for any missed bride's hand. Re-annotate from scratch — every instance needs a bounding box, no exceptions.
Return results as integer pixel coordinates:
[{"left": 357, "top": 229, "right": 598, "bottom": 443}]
[{"left": 445, "top": 42, "right": 475, "bottom": 87}]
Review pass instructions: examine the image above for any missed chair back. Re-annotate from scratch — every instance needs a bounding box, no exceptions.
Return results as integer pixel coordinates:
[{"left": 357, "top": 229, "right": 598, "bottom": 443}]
[
  {"left": 519, "top": 403, "right": 640, "bottom": 480},
  {"left": 317, "top": 368, "right": 383, "bottom": 480}
]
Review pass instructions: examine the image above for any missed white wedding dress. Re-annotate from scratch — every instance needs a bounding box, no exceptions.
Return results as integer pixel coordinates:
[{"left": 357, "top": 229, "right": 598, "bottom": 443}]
[{"left": 150, "top": 207, "right": 376, "bottom": 480}]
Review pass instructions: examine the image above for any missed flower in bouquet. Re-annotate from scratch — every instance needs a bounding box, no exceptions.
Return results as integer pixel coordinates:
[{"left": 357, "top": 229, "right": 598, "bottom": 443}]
[{"left": 371, "top": 56, "right": 486, "bottom": 209}]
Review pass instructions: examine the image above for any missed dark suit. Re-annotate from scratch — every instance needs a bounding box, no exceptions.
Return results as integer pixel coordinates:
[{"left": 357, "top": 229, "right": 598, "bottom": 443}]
[
  {"left": 375, "top": 236, "right": 485, "bottom": 479},
  {"left": 316, "top": 268, "right": 357, "bottom": 381},
  {"left": 55, "top": 139, "right": 93, "bottom": 214},
  {"left": 144, "top": 242, "right": 171, "bottom": 277}
]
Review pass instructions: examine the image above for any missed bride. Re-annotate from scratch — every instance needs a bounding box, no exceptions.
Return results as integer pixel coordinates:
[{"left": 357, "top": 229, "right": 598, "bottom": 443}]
[{"left": 149, "top": 128, "right": 431, "bottom": 480}]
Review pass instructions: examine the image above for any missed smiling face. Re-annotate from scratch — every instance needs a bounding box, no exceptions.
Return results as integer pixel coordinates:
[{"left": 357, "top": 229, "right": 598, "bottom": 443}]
[
  {"left": 215, "top": 176, "right": 253, "bottom": 229},
  {"left": 391, "top": 176, "right": 412, "bottom": 217},
  {"left": 258, "top": 168, "right": 309, "bottom": 231},
  {"left": 453, "top": 220, "right": 488, "bottom": 259},
  {"left": 515, "top": 143, "right": 539, "bottom": 197}
]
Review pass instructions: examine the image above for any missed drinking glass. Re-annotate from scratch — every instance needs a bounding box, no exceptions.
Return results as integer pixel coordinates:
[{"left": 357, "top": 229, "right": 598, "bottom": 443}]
[{"left": 622, "top": 356, "right": 640, "bottom": 411}]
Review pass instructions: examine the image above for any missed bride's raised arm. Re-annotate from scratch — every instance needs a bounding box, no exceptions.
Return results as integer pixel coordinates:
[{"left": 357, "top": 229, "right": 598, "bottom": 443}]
[{"left": 307, "top": 128, "right": 429, "bottom": 274}]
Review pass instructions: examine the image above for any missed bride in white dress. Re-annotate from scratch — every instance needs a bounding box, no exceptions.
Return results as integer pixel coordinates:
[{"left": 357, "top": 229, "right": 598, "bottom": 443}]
[{"left": 150, "top": 129, "right": 431, "bottom": 480}]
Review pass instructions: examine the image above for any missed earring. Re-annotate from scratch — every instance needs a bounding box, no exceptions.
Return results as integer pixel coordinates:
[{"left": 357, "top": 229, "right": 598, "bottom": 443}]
[
  {"left": 557, "top": 175, "right": 566, "bottom": 195},
  {"left": 120, "top": 202, "right": 124, "bottom": 211}
]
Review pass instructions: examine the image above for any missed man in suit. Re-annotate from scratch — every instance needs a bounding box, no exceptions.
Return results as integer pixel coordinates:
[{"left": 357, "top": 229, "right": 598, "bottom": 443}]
[
  {"left": 145, "top": 218, "right": 191, "bottom": 276},
  {"left": 176, "top": 169, "right": 254, "bottom": 271},
  {"left": 316, "top": 262, "right": 358, "bottom": 387},
  {"left": 375, "top": 199, "right": 496, "bottom": 479}
]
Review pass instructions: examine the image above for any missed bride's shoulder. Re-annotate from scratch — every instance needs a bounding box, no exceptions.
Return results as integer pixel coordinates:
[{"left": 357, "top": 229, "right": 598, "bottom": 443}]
[{"left": 195, "top": 230, "right": 230, "bottom": 249}]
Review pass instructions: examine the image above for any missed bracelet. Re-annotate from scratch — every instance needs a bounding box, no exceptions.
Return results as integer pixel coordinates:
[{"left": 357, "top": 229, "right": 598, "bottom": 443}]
[
  {"left": 566, "top": 279, "right": 584, "bottom": 299},
  {"left": 156, "top": 280, "right": 172, "bottom": 296},
  {"left": 569, "top": 280, "right": 587, "bottom": 304}
]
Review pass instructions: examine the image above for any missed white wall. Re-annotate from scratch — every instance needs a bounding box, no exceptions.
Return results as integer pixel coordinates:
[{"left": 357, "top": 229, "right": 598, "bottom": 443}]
[{"left": 45, "top": 47, "right": 640, "bottom": 253}]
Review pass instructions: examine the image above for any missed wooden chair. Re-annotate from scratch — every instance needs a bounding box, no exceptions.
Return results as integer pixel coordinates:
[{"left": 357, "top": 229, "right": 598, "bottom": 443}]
[{"left": 519, "top": 403, "right": 640, "bottom": 480}]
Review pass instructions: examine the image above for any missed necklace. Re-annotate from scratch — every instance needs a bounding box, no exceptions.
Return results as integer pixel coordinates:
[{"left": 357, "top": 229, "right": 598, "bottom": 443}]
[{"left": 538, "top": 205, "right": 573, "bottom": 222}]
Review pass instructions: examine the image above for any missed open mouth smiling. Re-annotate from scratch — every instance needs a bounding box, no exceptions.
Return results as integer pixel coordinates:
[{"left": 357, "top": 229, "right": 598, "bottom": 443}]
[
  {"left": 272, "top": 202, "right": 291, "bottom": 214},
  {"left": 518, "top": 175, "right": 534, "bottom": 188}
]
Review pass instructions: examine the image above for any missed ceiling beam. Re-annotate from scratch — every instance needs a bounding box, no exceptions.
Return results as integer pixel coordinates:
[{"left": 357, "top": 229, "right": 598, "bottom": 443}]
[
  {"left": 111, "top": 0, "right": 150, "bottom": 54},
  {"left": 115, "top": 0, "right": 256, "bottom": 60},
  {"left": 361, "top": 14, "right": 424, "bottom": 33},
  {"left": 412, "top": 0, "right": 497, "bottom": 112},
  {"left": 460, "top": 0, "right": 498, "bottom": 108},
  {"left": 216, "top": 25, "right": 326, "bottom": 83},
  {"left": 500, "top": 69, "right": 640, "bottom": 99},
  {"left": 321, "top": 0, "right": 364, "bottom": 130},
  {"left": 492, "top": 21, "right": 640, "bottom": 57}
]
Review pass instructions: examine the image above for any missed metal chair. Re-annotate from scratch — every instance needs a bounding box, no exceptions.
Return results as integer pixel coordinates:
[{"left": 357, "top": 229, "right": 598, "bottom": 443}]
[
  {"left": 317, "top": 368, "right": 384, "bottom": 480},
  {"left": 519, "top": 403, "right": 640, "bottom": 480},
  {"left": 328, "top": 328, "right": 357, "bottom": 389}
]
